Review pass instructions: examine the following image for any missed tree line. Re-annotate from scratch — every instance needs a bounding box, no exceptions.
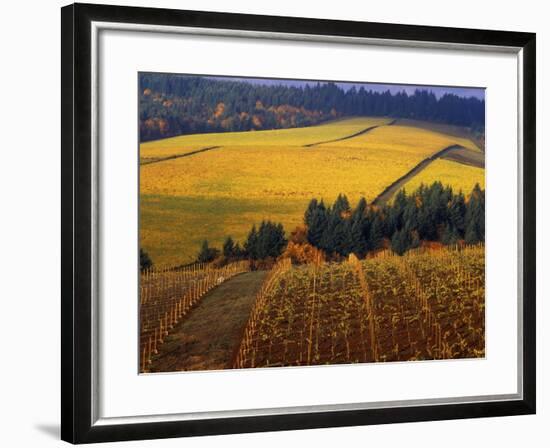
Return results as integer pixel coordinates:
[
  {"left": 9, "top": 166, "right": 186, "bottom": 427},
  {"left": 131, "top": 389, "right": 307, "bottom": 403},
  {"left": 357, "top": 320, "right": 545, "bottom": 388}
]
[
  {"left": 304, "top": 183, "right": 485, "bottom": 257},
  {"left": 139, "top": 74, "right": 485, "bottom": 141},
  {"left": 140, "top": 181, "right": 485, "bottom": 270},
  {"left": 197, "top": 220, "right": 287, "bottom": 264},
  {"left": 195, "top": 182, "right": 484, "bottom": 266}
]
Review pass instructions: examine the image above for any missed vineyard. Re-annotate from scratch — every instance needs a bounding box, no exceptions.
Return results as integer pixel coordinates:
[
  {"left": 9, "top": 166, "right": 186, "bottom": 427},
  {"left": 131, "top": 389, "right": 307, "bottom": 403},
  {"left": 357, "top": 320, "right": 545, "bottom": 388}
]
[
  {"left": 233, "top": 244, "right": 484, "bottom": 368},
  {"left": 139, "top": 260, "right": 249, "bottom": 372}
]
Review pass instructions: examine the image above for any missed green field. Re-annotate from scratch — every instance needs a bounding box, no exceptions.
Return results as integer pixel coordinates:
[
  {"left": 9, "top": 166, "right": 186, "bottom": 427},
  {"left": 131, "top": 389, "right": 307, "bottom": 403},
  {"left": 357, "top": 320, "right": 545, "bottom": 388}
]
[{"left": 140, "top": 117, "right": 485, "bottom": 265}]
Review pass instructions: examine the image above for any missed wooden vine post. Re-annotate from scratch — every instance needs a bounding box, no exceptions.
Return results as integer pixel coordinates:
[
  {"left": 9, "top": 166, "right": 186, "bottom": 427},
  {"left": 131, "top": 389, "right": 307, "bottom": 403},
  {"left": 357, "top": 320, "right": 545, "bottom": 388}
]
[{"left": 139, "top": 260, "right": 250, "bottom": 372}]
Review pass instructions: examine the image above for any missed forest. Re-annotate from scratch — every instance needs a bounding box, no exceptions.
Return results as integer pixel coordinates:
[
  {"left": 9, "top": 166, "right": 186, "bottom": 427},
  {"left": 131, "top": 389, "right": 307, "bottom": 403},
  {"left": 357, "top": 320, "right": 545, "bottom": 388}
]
[{"left": 139, "top": 74, "right": 485, "bottom": 141}]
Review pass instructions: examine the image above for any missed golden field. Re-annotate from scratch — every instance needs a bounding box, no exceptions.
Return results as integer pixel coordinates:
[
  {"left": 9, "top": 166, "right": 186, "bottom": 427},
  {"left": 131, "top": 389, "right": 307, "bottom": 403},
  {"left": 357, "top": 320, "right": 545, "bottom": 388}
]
[
  {"left": 399, "top": 159, "right": 485, "bottom": 196},
  {"left": 139, "top": 117, "right": 391, "bottom": 162},
  {"left": 323, "top": 124, "right": 481, "bottom": 152},
  {"left": 140, "top": 117, "right": 485, "bottom": 265},
  {"left": 395, "top": 118, "right": 484, "bottom": 151},
  {"left": 141, "top": 144, "right": 431, "bottom": 203}
]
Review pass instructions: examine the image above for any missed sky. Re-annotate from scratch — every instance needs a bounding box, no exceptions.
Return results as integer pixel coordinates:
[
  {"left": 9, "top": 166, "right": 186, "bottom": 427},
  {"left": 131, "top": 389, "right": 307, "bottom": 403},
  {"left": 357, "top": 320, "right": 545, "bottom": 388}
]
[{"left": 208, "top": 76, "right": 485, "bottom": 100}]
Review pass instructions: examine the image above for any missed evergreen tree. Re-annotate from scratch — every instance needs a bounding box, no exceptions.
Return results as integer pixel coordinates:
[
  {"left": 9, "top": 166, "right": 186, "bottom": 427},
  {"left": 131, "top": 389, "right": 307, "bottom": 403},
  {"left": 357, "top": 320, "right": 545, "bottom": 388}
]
[
  {"left": 442, "top": 223, "right": 459, "bottom": 246},
  {"left": 320, "top": 211, "right": 339, "bottom": 254},
  {"left": 234, "top": 242, "right": 244, "bottom": 258},
  {"left": 304, "top": 198, "right": 319, "bottom": 227},
  {"left": 307, "top": 203, "right": 327, "bottom": 247},
  {"left": 340, "top": 219, "right": 354, "bottom": 256},
  {"left": 245, "top": 221, "right": 287, "bottom": 260},
  {"left": 333, "top": 194, "right": 351, "bottom": 217},
  {"left": 368, "top": 214, "right": 385, "bottom": 250},
  {"left": 350, "top": 211, "right": 368, "bottom": 256},
  {"left": 380, "top": 205, "right": 393, "bottom": 239},
  {"left": 197, "top": 240, "right": 219, "bottom": 263},
  {"left": 389, "top": 189, "right": 408, "bottom": 233},
  {"left": 391, "top": 229, "right": 410, "bottom": 256},
  {"left": 410, "top": 230, "right": 421, "bottom": 249},
  {"left": 244, "top": 225, "right": 259, "bottom": 259},
  {"left": 448, "top": 191, "right": 466, "bottom": 237},
  {"left": 403, "top": 200, "right": 419, "bottom": 233},
  {"left": 257, "top": 221, "right": 269, "bottom": 258},
  {"left": 354, "top": 197, "right": 368, "bottom": 218},
  {"left": 269, "top": 222, "right": 287, "bottom": 257},
  {"left": 464, "top": 221, "right": 479, "bottom": 245},
  {"left": 140, "top": 248, "right": 153, "bottom": 272},
  {"left": 417, "top": 203, "right": 437, "bottom": 240},
  {"left": 427, "top": 181, "right": 448, "bottom": 226},
  {"left": 464, "top": 184, "right": 485, "bottom": 243},
  {"left": 222, "top": 236, "right": 235, "bottom": 258}
]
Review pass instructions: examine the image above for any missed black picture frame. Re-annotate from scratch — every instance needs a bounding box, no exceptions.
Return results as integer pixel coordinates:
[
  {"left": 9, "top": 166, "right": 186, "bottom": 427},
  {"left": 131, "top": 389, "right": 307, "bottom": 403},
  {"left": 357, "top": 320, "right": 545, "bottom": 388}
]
[{"left": 61, "top": 2, "right": 536, "bottom": 444}]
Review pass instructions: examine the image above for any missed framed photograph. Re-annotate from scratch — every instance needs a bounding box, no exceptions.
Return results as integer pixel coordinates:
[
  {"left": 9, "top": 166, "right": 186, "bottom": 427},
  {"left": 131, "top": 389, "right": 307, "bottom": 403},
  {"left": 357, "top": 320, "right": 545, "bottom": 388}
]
[{"left": 61, "top": 2, "right": 536, "bottom": 444}]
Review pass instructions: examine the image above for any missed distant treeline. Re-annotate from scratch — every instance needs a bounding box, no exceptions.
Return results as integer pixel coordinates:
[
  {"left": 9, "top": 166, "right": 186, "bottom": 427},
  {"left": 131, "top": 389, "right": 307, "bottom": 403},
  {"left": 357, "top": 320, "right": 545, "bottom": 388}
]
[
  {"left": 139, "top": 74, "right": 485, "bottom": 141},
  {"left": 189, "top": 182, "right": 485, "bottom": 268}
]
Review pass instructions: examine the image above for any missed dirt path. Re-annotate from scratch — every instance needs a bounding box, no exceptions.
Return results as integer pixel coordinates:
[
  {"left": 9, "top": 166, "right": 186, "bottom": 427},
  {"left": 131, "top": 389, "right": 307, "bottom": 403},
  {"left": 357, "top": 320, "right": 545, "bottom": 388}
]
[
  {"left": 149, "top": 270, "right": 267, "bottom": 372},
  {"left": 442, "top": 147, "right": 485, "bottom": 168},
  {"left": 303, "top": 119, "right": 396, "bottom": 148},
  {"left": 372, "top": 144, "right": 465, "bottom": 206},
  {"left": 140, "top": 145, "right": 221, "bottom": 166}
]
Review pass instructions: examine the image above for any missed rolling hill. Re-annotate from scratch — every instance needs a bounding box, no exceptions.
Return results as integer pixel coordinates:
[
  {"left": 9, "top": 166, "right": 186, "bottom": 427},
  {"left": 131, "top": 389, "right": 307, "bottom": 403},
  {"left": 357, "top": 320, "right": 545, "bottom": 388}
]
[{"left": 140, "top": 117, "right": 485, "bottom": 265}]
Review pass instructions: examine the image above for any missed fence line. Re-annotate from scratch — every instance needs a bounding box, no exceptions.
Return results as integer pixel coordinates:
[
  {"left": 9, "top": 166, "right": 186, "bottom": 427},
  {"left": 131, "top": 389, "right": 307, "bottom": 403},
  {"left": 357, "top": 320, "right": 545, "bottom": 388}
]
[{"left": 140, "top": 260, "right": 250, "bottom": 372}]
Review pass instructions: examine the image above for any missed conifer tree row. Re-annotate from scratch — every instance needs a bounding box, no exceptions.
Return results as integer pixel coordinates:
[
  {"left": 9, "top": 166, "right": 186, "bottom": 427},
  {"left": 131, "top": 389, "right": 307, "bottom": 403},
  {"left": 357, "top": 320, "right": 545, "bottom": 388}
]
[
  {"left": 195, "top": 182, "right": 484, "bottom": 264},
  {"left": 197, "top": 220, "right": 287, "bottom": 264},
  {"left": 304, "top": 182, "right": 485, "bottom": 257}
]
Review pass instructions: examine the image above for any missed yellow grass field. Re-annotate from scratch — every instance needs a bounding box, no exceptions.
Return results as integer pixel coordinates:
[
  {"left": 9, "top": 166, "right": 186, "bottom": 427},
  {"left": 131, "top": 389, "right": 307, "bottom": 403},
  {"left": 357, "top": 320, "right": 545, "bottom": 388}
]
[
  {"left": 141, "top": 144, "right": 428, "bottom": 203},
  {"left": 399, "top": 159, "right": 485, "bottom": 196},
  {"left": 140, "top": 117, "right": 390, "bottom": 162},
  {"left": 323, "top": 124, "right": 481, "bottom": 152},
  {"left": 140, "top": 117, "right": 485, "bottom": 265},
  {"left": 395, "top": 118, "right": 484, "bottom": 151}
]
